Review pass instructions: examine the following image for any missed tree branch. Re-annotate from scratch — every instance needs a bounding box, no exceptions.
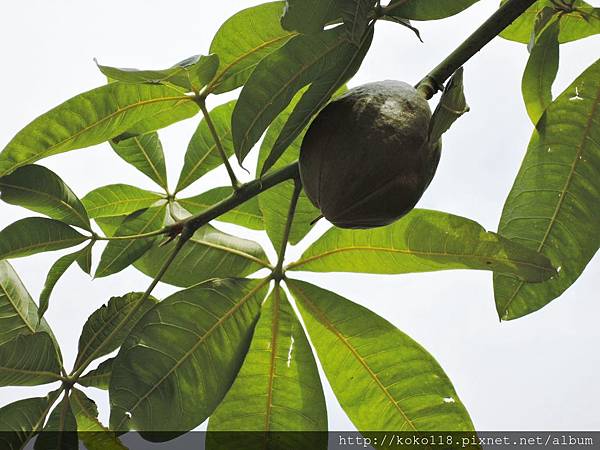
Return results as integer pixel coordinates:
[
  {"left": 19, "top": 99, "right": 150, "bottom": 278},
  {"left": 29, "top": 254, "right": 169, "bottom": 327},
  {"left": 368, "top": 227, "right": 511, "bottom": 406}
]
[{"left": 414, "top": 0, "right": 537, "bottom": 99}]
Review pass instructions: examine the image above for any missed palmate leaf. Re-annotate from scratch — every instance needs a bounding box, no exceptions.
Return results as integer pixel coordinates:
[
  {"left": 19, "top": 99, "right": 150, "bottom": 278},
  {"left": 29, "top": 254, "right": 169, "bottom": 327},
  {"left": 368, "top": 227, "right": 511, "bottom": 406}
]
[
  {"left": 95, "top": 206, "right": 166, "bottom": 278},
  {"left": 94, "top": 214, "right": 270, "bottom": 287},
  {"left": 82, "top": 184, "right": 164, "bottom": 219},
  {"left": 39, "top": 246, "right": 90, "bottom": 320},
  {"left": 0, "top": 333, "right": 61, "bottom": 387},
  {"left": 0, "top": 83, "right": 198, "bottom": 178},
  {"left": 0, "top": 218, "right": 87, "bottom": 260},
  {"left": 281, "top": 0, "right": 340, "bottom": 34},
  {"left": 178, "top": 187, "right": 264, "bottom": 231},
  {"left": 0, "top": 165, "right": 90, "bottom": 230},
  {"left": 79, "top": 358, "right": 113, "bottom": 390},
  {"left": 288, "top": 280, "right": 475, "bottom": 431},
  {"left": 256, "top": 92, "right": 322, "bottom": 250},
  {"left": 109, "top": 278, "right": 269, "bottom": 439},
  {"left": 260, "top": 180, "right": 321, "bottom": 252},
  {"left": 70, "top": 388, "right": 126, "bottom": 450},
  {"left": 288, "top": 209, "right": 556, "bottom": 282},
  {"left": 232, "top": 25, "right": 373, "bottom": 164},
  {"left": 206, "top": 2, "right": 296, "bottom": 94},
  {"left": 97, "top": 54, "right": 219, "bottom": 93},
  {"left": 494, "top": 58, "right": 600, "bottom": 320},
  {"left": 175, "top": 101, "right": 236, "bottom": 193},
  {"left": 500, "top": 0, "right": 600, "bottom": 44},
  {"left": 110, "top": 133, "right": 168, "bottom": 190},
  {"left": 207, "top": 285, "right": 327, "bottom": 450},
  {"left": 76, "top": 242, "right": 94, "bottom": 275},
  {"left": 134, "top": 224, "right": 271, "bottom": 287},
  {"left": 340, "top": 0, "right": 377, "bottom": 45},
  {"left": 0, "top": 390, "right": 61, "bottom": 450},
  {"left": 0, "top": 261, "right": 55, "bottom": 346},
  {"left": 522, "top": 16, "right": 560, "bottom": 125},
  {"left": 34, "top": 394, "right": 77, "bottom": 450},
  {"left": 384, "top": 0, "right": 479, "bottom": 20},
  {"left": 74, "top": 293, "right": 158, "bottom": 371},
  {"left": 266, "top": 32, "right": 372, "bottom": 174}
]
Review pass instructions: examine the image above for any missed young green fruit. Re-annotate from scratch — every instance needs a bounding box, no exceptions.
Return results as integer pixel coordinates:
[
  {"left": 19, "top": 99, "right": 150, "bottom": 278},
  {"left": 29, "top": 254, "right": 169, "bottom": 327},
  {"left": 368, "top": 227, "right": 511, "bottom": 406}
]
[{"left": 299, "top": 80, "right": 441, "bottom": 229}]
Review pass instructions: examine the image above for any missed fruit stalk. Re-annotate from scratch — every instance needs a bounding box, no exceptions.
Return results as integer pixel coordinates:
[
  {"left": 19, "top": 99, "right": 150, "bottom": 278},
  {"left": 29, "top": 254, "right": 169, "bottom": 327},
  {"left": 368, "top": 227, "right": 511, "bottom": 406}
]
[{"left": 416, "top": 0, "right": 537, "bottom": 98}]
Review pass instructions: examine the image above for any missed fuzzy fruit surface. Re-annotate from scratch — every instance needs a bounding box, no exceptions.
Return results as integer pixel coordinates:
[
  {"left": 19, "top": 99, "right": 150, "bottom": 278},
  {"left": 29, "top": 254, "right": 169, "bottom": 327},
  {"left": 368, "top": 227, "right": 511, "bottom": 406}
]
[{"left": 299, "top": 80, "right": 442, "bottom": 229}]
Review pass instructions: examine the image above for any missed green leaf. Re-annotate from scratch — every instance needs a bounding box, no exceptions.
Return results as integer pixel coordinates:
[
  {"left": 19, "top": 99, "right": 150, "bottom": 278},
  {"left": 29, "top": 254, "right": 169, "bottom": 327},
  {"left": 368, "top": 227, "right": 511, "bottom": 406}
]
[
  {"left": 0, "top": 333, "right": 61, "bottom": 387},
  {"left": 260, "top": 180, "right": 321, "bottom": 251},
  {"left": 287, "top": 280, "right": 475, "bottom": 431},
  {"left": 0, "top": 391, "right": 61, "bottom": 450},
  {"left": 281, "top": 0, "right": 340, "bottom": 34},
  {"left": 341, "top": 0, "right": 377, "bottom": 45},
  {"left": 109, "top": 278, "right": 269, "bottom": 438},
  {"left": 175, "top": 101, "right": 236, "bottom": 193},
  {"left": 0, "top": 165, "right": 90, "bottom": 230},
  {"left": 0, "top": 261, "right": 55, "bottom": 346},
  {"left": 257, "top": 94, "right": 322, "bottom": 249},
  {"left": 178, "top": 187, "right": 264, "bottom": 230},
  {"left": 39, "top": 248, "right": 87, "bottom": 320},
  {"left": 429, "top": 68, "right": 470, "bottom": 143},
  {"left": 95, "top": 206, "right": 166, "bottom": 278},
  {"left": 384, "top": 0, "right": 479, "bottom": 20},
  {"left": 110, "top": 133, "right": 168, "bottom": 190},
  {"left": 76, "top": 242, "right": 94, "bottom": 275},
  {"left": 263, "top": 34, "right": 371, "bottom": 175},
  {"left": 134, "top": 224, "right": 271, "bottom": 287},
  {"left": 79, "top": 359, "right": 113, "bottom": 390},
  {"left": 207, "top": 2, "right": 296, "bottom": 94},
  {"left": 207, "top": 285, "right": 327, "bottom": 449},
  {"left": 288, "top": 209, "right": 556, "bottom": 282},
  {"left": 522, "top": 18, "right": 560, "bottom": 125},
  {"left": 97, "top": 54, "right": 219, "bottom": 93},
  {"left": 0, "top": 83, "right": 198, "bottom": 177},
  {"left": 494, "top": 58, "right": 600, "bottom": 320},
  {"left": 82, "top": 184, "right": 163, "bottom": 219},
  {"left": 0, "top": 218, "right": 87, "bottom": 260},
  {"left": 500, "top": 0, "right": 600, "bottom": 44},
  {"left": 34, "top": 395, "right": 77, "bottom": 450},
  {"left": 70, "top": 388, "right": 126, "bottom": 450},
  {"left": 233, "top": 25, "right": 373, "bottom": 164},
  {"left": 74, "top": 293, "right": 158, "bottom": 370}
]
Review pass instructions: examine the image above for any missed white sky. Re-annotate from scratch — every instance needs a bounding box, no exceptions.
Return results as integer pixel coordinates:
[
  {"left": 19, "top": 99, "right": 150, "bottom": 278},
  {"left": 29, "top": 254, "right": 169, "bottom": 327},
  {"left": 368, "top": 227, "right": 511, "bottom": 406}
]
[{"left": 1, "top": 0, "right": 599, "bottom": 433}]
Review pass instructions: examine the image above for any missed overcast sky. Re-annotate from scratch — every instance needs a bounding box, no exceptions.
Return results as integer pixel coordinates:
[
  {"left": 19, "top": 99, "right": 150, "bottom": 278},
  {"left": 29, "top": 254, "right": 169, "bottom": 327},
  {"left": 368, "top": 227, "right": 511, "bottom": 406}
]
[{"left": 1, "top": 0, "right": 599, "bottom": 434}]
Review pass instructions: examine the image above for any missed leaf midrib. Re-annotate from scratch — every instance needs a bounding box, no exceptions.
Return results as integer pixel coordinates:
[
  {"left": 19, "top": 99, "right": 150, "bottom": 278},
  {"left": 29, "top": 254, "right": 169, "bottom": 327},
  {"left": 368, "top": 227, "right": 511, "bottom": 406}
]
[
  {"left": 180, "top": 198, "right": 261, "bottom": 222},
  {"left": 289, "top": 281, "right": 417, "bottom": 431},
  {"left": 1, "top": 94, "right": 192, "bottom": 177},
  {"left": 0, "top": 235, "right": 86, "bottom": 260},
  {"left": 264, "top": 287, "right": 281, "bottom": 432},
  {"left": 500, "top": 78, "right": 600, "bottom": 316},
  {"left": 75, "top": 297, "right": 139, "bottom": 369},
  {"left": 238, "top": 34, "right": 345, "bottom": 153},
  {"left": 192, "top": 238, "right": 271, "bottom": 268},
  {"left": 269, "top": 27, "right": 372, "bottom": 168},
  {"left": 115, "top": 279, "right": 269, "bottom": 429},
  {"left": 85, "top": 192, "right": 162, "bottom": 216},
  {"left": 289, "top": 244, "right": 552, "bottom": 274},
  {"left": 208, "top": 33, "right": 297, "bottom": 93},
  {"left": 0, "top": 282, "right": 36, "bottom": 335},
  {"left": 0, "top": 365, "right": 60, "bottom": 381},
  {"left": 0, "top": 181, "right": 89, "bottom": 229},
  {"left": 97, "top": 207, "right": 164, "bottom": 276},
  {"left": 132, "top": 136, "right": 167, "bottom": 189}
]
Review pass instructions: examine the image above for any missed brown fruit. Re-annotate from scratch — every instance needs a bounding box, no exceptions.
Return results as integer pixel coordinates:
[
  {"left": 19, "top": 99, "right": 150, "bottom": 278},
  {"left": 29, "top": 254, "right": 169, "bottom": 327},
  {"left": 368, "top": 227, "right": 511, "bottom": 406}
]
[{"left": 299, "top": 80, "right": 441, "bottom": 229}]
